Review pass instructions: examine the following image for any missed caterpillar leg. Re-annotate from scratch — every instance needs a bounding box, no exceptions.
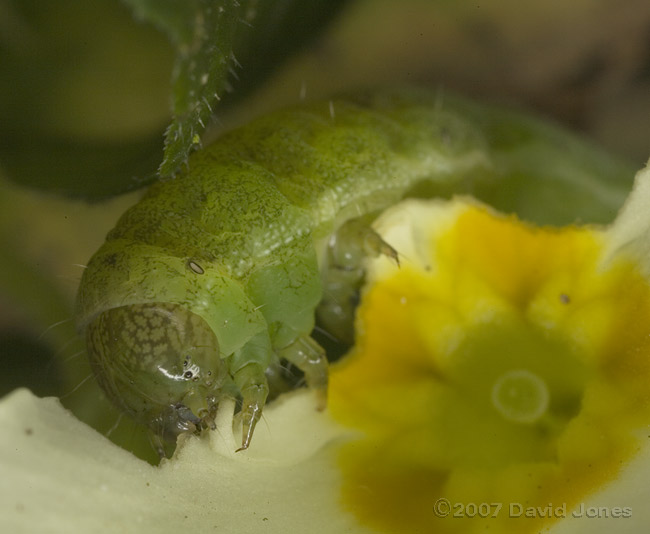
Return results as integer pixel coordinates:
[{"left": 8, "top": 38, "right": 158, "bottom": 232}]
[
  {"left": 233, "top": 362, "right": 269, "bottom": 451},
  {"left": 317, "top": 217, "right": 398, "bottom": 342},
  {"left": 277, "top": 335, "right": 328, "bottom": 410},
  {"left": 149, "top": 431, "right": 168, "bottom": 460},
  {"left": 230, "top": 332, "right": 274, "bottom": 451}
]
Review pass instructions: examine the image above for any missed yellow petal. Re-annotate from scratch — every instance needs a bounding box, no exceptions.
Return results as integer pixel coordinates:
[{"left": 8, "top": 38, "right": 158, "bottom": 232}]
[{"left": 330, "top": 198, "right": 650, "bottom": 533}]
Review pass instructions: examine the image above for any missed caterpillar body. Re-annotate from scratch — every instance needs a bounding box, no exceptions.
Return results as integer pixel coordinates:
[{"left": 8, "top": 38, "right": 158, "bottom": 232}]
[{"left": 75, "top": 88, "right": 630, "bottom": 455}]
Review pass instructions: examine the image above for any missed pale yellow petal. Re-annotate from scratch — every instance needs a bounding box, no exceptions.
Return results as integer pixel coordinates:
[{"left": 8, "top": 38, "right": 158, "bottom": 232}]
[{"left": 0, "top": 388, "right": 373, "bottom": 534}]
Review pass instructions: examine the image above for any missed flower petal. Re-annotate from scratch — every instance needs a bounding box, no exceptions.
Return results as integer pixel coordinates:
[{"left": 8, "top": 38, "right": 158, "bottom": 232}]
[
  {"left": 329, "top": 197, "right": 650, "bottom": 533},
  {"left": 605, "top": 160, "right": 650, "bottom": 272},
  {"left": 0, "top": 388, "right": 375, "bottom": 534}
]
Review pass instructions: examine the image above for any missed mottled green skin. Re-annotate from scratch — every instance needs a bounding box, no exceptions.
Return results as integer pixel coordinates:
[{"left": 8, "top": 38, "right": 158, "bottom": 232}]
[
  {"left": 86, "top": 302, "right": 230, "bottom": 441},
  {"left": 75, "top": 88, "right": 634, "bottom": 447}
]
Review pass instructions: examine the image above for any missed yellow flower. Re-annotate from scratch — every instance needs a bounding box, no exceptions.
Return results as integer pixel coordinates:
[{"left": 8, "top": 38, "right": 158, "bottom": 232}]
[
  {"left": 2, "top": 165, "right": 650, "bottom": 533},
  {"left": 329, "top": 174, "right": 650, "bottom": 533}
]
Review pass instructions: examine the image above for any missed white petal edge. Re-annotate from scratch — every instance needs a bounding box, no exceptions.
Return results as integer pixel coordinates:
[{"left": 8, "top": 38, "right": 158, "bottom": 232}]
[
  {"left": 549, "top": 430, "right": 650, "bottom": 533},
  {"left": 369, "top": 197, "right": 470, "bottom": 278},
  {"left": 0, "top": 388, "right": 376, "bottom": 534},
  {"left": 604, "top": 160, "right": 650, "bottom": 273}
]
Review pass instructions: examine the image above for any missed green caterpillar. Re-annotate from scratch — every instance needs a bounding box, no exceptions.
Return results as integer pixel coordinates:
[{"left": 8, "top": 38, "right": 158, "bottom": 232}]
[{"left": 75, "top": 88, "right": 632, "bottom": 456}]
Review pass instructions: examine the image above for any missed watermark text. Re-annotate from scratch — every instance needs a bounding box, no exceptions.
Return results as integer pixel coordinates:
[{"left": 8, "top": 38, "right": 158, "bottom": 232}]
[{"left": 432, "top": 498, "right": 632, "bottom": 519}]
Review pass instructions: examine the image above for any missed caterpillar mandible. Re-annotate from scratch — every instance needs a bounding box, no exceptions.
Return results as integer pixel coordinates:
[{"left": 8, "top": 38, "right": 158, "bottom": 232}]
[{"left": 75, "top": 88, "right": 630, "bottom": 456}]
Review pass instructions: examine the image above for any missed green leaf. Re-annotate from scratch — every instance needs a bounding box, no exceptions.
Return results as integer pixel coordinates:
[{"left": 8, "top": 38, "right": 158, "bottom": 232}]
[
  {"left": 0, "top": 0, "right": 349, "bottom": 197},
  {"left": 0, "top": 131, "right": 163, "bottom": 199},
  {"left": 122, "top": 0, "right": 350, "bottom": 177},
  {"left": 0, "top": 0, "right": 173, "bottom": 199}
]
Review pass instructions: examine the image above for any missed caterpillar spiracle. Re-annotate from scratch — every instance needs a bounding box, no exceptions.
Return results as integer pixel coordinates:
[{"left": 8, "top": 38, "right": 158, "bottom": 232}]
[{"left": 75, "top": 88, "right": 630, "bottom": 456}]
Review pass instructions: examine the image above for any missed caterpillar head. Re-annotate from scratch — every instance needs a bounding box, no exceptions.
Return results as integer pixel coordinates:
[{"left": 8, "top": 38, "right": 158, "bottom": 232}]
[
  {"left": 76, "top": 241, "right": 272, "bottom": 456},
  {"left": 85, "top": 302, "right": 229, "bottom": 443}
]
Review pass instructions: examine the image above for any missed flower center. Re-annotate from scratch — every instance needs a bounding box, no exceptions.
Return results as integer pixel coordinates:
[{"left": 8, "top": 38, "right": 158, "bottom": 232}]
[
  {"left": 491, "top": 368, "right": 549, "bottom": 424},
  {"left": 329, "top": 200, "right": 650, "bottom": 534}
]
